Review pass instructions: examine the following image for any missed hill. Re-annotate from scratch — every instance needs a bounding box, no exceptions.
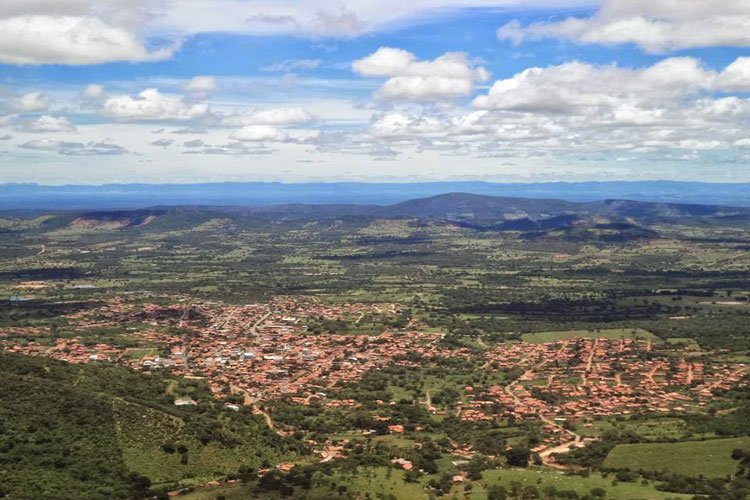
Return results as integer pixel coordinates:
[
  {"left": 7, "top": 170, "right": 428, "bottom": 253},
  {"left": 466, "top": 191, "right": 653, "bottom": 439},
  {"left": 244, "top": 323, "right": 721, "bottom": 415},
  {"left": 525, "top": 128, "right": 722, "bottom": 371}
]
[
  {"left": 0, "top": 353, "right": 305, "bottom": 500},
  {"left": 3, "top": 193, "right": 750, "bottom": 244}
]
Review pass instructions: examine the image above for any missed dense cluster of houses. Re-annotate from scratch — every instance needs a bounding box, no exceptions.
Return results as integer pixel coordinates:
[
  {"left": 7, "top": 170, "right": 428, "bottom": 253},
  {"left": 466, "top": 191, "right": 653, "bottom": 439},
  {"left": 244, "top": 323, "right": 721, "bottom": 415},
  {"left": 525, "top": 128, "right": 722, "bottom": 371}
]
[
  {"left": 2, "top": 295, "right": 748, "bottom": 457},
  {"left": 458, "top": 338, "right": 747, "bottom": 427}
]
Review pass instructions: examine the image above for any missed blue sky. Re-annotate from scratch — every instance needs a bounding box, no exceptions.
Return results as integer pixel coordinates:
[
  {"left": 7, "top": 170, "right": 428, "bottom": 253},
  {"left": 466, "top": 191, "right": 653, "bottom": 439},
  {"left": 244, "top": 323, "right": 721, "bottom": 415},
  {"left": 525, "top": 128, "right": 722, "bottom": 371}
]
[{"left": 1, "top": 0, "right": 749, "bottom": 184}]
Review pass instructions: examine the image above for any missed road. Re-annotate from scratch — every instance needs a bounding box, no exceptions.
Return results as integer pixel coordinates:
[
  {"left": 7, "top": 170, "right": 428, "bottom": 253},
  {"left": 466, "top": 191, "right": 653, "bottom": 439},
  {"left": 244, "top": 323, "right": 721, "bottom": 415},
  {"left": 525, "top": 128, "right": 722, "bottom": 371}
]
[
  {"left": 585, "top": 338, "right": 598, "bottom": 372},
  {"left": 502, "top": 343, "right": 582, "bottom": 467},
  {"left": 230, "top": 385, "right": 277, "bottom": 431},
  {"left": 425, "top": 389, "right": 436, "bottom": 413},
  {"left": 248, "top": 310, "right": 273, "bottom": 336}
]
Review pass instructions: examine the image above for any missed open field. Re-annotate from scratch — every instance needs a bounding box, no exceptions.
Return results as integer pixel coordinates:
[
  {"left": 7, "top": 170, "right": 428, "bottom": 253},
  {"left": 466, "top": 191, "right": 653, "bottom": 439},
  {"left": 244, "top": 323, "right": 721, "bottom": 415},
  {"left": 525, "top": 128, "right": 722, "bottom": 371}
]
[{"left": 603, "top": 437, "right": 750, "bottom": 477}]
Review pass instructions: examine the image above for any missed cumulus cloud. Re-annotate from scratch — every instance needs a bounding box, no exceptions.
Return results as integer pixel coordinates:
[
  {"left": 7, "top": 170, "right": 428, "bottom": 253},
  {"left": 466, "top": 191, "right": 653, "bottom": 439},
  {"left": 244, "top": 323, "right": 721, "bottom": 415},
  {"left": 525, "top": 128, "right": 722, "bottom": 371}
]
[
  {"left": 21, "top": 115, "right": 77, "bottom": 133},
  {"left": 222, "top": 107, "right": 315, "bottom": 127},
  {"left": 150, "top": 138, "right": 173, "bottom": 147},
  {"left": 81, "top": 84, "right": 107, "bottom": 101},
  {"left": 230, "top": 125, "right": 287, "bottom": 142},
  {"left": 353, "top": 47, "right": 490, "bottom": 100},
  {"left": 0, "top": 15, "right": 176, "bottom": 65},
  {"left": 472, "top": 57, "right": 748, "bottom": 116},
  {"left": 182, "top": 76, "right": 217, "bottom": 93},
  {"left": 315, "top": 55, "right": 750, "bottom": 162},
  {"left": 10, "top": 92, "right": 50, "bottom": 112},
  {"left": 497, "top": 0, "right": 750, "bottom": 52},
  {"left": 103, "top": 88, "right": 212, "bottom": 121},
  {"left": 719, "top": 58, "right": 750, "bottom": 92}
]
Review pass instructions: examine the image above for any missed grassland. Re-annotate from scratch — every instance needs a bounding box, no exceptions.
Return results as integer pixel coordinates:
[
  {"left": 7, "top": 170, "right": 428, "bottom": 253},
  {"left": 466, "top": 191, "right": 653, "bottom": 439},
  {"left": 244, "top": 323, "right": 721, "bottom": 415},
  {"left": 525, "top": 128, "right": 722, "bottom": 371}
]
[{"left": 603, "top": 437, "right": 750, "bottom": 477}]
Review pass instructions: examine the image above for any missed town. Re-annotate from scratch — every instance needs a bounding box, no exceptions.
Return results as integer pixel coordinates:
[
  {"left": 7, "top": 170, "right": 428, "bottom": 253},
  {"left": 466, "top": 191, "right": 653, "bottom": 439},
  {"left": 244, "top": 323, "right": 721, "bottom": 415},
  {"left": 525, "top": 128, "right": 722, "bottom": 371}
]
[{"left": 3, "top": 293, "right": 747, "bottom": 472}]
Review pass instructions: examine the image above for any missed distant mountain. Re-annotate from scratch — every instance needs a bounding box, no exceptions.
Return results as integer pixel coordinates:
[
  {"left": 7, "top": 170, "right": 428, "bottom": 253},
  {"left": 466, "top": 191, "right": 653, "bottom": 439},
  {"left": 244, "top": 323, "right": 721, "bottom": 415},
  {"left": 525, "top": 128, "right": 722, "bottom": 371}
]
[
  {"left": 232, "top": 192, "right": 750, "bottom": 223},
  {"left": 3, "top": 181, "right": 750, "bottom": 210},
  {"left": 21, "top": 193, "right": 750, "bottom": 239},
  {"left": 375, "top": 192, "right": 580, "bottom": 219}
]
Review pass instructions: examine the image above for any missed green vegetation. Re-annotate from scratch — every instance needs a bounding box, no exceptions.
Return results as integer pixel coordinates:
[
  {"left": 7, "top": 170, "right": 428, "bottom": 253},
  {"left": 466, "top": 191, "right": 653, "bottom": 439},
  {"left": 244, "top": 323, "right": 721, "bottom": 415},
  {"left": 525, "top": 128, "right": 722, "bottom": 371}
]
[
  {"left": 603, "top": 437, "right": 750, "bottom": 478},
  {"left": 521, "top": 328, "right": 658, "bottom": 344},
  {"left": 0, "top": 353, "right": 303, "bottom": 499},
  {"left": 2, "top": 199, "right": 750, "bottom": 499}
]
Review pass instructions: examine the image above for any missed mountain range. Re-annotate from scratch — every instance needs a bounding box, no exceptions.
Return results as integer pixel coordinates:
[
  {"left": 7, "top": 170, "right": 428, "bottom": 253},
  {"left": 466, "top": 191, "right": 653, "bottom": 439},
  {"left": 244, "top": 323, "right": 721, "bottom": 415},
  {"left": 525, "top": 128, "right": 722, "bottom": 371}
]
[{"left": 3, "top": 181, "right": 750, "bottom": 210}]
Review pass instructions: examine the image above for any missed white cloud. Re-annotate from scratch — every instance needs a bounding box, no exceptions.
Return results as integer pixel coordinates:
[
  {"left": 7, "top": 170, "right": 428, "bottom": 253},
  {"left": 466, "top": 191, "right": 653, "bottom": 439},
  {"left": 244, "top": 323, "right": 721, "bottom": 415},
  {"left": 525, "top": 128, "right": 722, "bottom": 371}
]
[
  {"left": 182, "top": 76, "right": 217, "bottom": 93},
  {"left": 10, "top": 92, "right": 50, "bottom": 112},
  {"left": 472, "top": 58, "right": 719, "bottom": 115},
  {"left": 719, "top": 57, "right": 750, "bottom": 92},
  {"left": 0, "top": 15, "right": 176, "bottom": 65},
  {"left": 81, "top": 84, "right": 107, "bottom": 101},
  {"left": 103, "top": 88, "right": 212, "bottom": 121},
  {"left": 370, "top": 113, "right": 449, "bottom": 139},
  {"left": 353, "top": 47, "right": 490, "bottom": 100},
  {"left": 160, "top": 0, "right": 592, "bottom": 39},
  {"left": 314, "top": 55, "right": 750, "bottom": 162},
  {"left": 0, "top": 1, "right": 592, "bottom": 65},
  {"left": 18, "top": 137, "right": 127, "bottom": 155},
  {"left": 498, "top": 0, "right": 750, "bottom": 52},
  {"left": 222, "top": 107, "right": 315, "bottom": 127},
  {"left": 230, "top": 125, "right": 287, "bottom": 142},
  {"left": 21, "top": 115, "right": 77, "bottom": 133}
]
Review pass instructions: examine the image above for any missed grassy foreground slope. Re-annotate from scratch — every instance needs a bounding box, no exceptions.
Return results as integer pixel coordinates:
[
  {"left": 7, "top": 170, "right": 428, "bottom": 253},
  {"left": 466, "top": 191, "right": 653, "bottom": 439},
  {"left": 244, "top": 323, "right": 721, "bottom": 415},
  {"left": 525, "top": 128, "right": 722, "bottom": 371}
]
[{"left": 0, "top": 353, "right": 305, "bottom": 500}]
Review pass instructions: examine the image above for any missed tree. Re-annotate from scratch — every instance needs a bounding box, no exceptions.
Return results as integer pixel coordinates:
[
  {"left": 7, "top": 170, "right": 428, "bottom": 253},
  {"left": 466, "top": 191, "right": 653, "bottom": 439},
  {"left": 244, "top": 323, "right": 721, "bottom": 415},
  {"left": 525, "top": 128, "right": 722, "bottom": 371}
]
[
  {"left": 506, "top": 446, "right": 530, "bottom": 467},
  {"left": 487, "top": 485, "right": 508, "bottom": 500}
]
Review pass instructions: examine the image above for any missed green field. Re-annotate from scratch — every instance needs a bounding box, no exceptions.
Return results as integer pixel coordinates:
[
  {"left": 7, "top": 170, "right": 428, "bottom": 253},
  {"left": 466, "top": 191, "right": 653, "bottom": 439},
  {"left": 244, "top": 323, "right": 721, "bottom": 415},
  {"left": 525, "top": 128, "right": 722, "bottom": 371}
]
[
  {"left": 603, "top": 437, "right": 750, "bottom": 477},
  {"left": 521, "top": 328, "right": 658, "bottom": 344},
  {"left": 467, "top": 469, "right": 690, "bottom": 500}
]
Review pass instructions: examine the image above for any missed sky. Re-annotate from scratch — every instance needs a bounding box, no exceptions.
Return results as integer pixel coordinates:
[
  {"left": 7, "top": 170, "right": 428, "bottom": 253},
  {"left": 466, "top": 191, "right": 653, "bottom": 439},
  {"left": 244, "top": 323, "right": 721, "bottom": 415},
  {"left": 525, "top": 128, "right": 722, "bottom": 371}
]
[{"left": 1, "top": 0, "right": 750, "bottom": 185}]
